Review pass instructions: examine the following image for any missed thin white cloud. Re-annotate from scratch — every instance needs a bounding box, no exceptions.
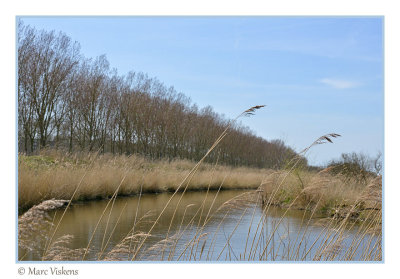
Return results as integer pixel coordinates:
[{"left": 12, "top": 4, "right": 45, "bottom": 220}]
[{"left": 319, "top": 78, "right": 361, "bottom": 89}]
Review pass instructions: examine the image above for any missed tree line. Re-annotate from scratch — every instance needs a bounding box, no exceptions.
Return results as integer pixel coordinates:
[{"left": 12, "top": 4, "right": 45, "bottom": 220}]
[{"left": 17, "top": 21, "right": 300, "bottom": 169}]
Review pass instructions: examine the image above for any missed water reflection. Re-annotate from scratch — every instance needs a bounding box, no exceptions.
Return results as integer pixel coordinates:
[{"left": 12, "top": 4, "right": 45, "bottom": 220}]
[{"left": 19, "top": 190, "right": 381, "bottom": 261}]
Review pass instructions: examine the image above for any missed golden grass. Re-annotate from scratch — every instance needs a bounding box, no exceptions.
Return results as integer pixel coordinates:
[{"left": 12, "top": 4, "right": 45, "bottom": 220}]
[
  {"left": 18, "top": 150, "right": 270, "bottom": 211},
  {"left": 260, "top": 168, "right": 382, "bottom": 220}
]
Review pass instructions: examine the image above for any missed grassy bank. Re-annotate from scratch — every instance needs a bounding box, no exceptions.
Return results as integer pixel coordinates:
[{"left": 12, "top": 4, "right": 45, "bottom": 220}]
[
  {"left": 18, "top": 150, "right": 270, "bottom": 212},
  {"left": 18, "top": 149, "right": 382, "bottom": 219},
  {"left": 260, "top": 168, "right": 382, "bottom": 221}
]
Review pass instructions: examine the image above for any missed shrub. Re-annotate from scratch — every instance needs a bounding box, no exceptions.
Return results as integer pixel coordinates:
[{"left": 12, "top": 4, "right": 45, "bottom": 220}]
[{"left": 327, "top": 152, "right": 382, "bottom": 183}]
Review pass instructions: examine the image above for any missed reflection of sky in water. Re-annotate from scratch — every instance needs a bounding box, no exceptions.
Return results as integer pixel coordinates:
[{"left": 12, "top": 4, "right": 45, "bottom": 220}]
[{"left": 19, "top": 190, "right": 381, "bottom": 261}]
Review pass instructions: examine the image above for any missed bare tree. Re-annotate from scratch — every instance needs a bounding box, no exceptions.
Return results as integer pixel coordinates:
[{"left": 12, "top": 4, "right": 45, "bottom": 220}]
[{"left": 18, "top": 23, "right": 80, "bottom": 150}]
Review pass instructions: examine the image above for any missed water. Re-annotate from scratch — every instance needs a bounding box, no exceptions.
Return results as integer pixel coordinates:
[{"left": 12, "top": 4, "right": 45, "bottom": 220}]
[{"left": 19, "top": 190, "right": 381, "bottom": 261}]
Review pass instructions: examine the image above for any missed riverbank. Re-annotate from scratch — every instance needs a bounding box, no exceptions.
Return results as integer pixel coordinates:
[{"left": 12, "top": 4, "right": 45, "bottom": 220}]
[
  {"left": 18, "top": 150, "right": 270, "bottom": 212},
  {"left": 18, "top": 149, "right": 382, "bottom": 220},
  {"left": 260, "top": 169, "right": 382, "bottom": 222}
]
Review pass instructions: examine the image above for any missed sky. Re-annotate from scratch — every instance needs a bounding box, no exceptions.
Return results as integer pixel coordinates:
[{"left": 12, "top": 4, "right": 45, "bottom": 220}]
[{"left": 19, "top": 16, "right": 384, "bottom": 166}]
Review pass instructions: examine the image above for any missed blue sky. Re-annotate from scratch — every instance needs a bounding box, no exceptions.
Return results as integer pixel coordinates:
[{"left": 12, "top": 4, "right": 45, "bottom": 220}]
[{"left": 19, "top": 16, "right": 384, "bottom": 166}]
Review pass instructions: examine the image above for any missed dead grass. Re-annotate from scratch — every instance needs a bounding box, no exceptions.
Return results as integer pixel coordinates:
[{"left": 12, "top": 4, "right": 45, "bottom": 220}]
[
  {"left": 260, "top": 168, "right": 382, "bottom": 220},
  {"left": 18, "top": 150, "right": 269, "bottom": 211},
  {"left": 18, "top": 199, "right": 70, "bottom": 260}
]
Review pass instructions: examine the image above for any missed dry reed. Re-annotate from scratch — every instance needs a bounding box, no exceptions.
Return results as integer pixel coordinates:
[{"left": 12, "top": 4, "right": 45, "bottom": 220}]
[{"left": 18, "top": 151, "right": 268, "bottom": 212}]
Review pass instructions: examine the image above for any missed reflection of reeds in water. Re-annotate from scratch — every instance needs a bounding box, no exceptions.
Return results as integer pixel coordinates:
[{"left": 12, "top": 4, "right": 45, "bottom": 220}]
[{"left": 17, "top": 106, "right": 382, "bottom": 261}]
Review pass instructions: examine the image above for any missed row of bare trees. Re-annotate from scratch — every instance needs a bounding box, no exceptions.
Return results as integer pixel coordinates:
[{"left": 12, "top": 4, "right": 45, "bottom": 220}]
[{"left": 17, "top": 21, "right": 299, "bottom": 169}]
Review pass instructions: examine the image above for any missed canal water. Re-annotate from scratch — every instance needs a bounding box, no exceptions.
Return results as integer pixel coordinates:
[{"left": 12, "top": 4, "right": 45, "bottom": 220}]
[{"left": 19, "top": 190, "right": 381, "bottom": 261}]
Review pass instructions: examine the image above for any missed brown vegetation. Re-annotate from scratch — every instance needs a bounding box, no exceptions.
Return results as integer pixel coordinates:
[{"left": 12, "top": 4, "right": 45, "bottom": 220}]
[
  {"left": 260, "top": 169, "right": 382, "bottom": 219},
  {"left": 18, "top": 150, "right": 269, "bottom": 212},
  {"left": 259, "top": 133, "right": 382, "bottom": 221}
]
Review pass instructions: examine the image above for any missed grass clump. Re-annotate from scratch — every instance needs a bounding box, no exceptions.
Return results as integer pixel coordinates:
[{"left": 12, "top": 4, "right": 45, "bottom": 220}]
[{"left": 260, "top": 168, "right": 381, "bottom": 220}]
